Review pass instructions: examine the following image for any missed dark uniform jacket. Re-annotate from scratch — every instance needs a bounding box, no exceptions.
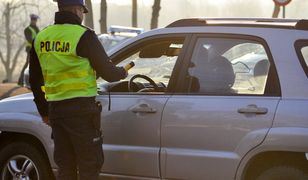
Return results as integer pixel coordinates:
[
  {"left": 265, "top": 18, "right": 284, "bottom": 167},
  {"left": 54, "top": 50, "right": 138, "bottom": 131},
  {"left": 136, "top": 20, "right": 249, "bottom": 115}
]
[{"left": 29, "top": 11, "right": 127, "bottom": 117}]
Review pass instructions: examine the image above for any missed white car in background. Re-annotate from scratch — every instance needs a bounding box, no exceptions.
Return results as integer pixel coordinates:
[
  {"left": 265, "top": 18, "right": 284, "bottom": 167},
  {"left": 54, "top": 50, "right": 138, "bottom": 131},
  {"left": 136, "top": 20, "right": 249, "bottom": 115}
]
[{"left": 98, "top": 25, "right": 144, "bottom": 51}]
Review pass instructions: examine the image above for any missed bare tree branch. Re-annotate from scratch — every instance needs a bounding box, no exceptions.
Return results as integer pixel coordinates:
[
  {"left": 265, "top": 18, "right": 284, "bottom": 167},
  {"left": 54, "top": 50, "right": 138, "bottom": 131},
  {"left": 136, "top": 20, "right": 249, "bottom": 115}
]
[
  {"left": 132, "top": 0, "right": 137, "bottom": 27},
  {"left": 10, "top": 2, "right": 38, "bottom": 11},
  {"left": 11, "top": 43, "right": 25, "bottom": 70},
  {"left": 85, "top": 0, "right": 94, "bottom": 29},
  {"left": 22, "top": 2, "right": 39, "bottom": 7},
  {"left": 11, "top": 31, "right": 24, "bottom": 39},
  {"left": 151, "top": 0, "right": 161, "bottom": 29},
  {"left": 0, "top": 50, "right": 5, "bottom": 65},
  {"left": 100, "top": 0, "right": 107, "bottom": 33},
  {"left": 272, "top": 4, "right": 280, "bottom": 18}
]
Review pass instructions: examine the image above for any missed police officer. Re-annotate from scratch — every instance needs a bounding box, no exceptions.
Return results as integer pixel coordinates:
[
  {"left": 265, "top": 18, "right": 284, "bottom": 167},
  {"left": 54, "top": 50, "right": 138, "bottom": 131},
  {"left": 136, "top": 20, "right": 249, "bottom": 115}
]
[
  {"left": 29, "top": 0, "right": 127, "bottom": 179},
  {"left": 18, "top": 14, "right": 39, "bottom": 86}
]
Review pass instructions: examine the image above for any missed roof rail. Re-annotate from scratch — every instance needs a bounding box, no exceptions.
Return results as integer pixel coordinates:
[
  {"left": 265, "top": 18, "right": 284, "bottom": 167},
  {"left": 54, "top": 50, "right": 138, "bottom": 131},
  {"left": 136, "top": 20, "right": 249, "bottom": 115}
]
[
  {"left": 295, "top": 20, "right": 308, "bottom": 30},
  {"left": 166, "top": 18, "right": 308, "bottom": 30}
]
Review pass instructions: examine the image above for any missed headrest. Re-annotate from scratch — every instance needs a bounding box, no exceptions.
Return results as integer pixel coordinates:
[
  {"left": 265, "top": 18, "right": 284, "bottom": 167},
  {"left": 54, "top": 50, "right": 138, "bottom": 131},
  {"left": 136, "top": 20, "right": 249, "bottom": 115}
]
[
  {"left": 254, "top": 59, "right": 270, "bottom": 77},
  {"left": 203, "top": 55, "right": 235, "bottom": 92}
]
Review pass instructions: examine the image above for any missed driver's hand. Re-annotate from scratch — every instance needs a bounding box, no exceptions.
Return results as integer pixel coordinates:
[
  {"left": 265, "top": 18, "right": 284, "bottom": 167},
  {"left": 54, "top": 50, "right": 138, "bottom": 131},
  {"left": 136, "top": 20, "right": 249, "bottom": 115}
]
[{"left": 122, "top": 67, "right": 128, "bottom": 79}]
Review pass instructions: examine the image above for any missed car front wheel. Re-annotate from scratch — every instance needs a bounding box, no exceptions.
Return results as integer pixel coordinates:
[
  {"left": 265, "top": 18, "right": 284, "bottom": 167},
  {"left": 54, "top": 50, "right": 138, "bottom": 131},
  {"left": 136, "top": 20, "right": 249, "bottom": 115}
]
[{"left": 0, "top": 142, "right": 54, "bottom": 180}]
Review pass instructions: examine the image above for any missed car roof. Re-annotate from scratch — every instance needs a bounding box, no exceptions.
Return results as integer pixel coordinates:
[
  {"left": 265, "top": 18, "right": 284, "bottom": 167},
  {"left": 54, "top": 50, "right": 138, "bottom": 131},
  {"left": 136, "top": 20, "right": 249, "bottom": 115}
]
[
  {"left": 108, "top": 18, "right": 308, "bottom": 56},
  {"left": 166, "top": 18, "right": 308, "bottom": 30}
]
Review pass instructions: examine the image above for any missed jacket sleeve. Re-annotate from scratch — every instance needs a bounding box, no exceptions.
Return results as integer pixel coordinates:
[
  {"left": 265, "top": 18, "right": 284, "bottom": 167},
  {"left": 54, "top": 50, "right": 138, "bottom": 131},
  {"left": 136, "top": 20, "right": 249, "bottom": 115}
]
[
  {"left": 29, "top": 42, "right": 49, "bottom": 117},
  {"left": 76, "top": 30, "right": 127, "bottom": 82}
]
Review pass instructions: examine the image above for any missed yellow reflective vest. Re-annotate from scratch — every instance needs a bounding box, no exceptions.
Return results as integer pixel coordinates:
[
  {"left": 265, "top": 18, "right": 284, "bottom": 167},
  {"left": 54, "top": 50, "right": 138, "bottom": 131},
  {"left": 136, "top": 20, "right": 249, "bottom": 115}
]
[
  {"left": 34, "top": 24, "right": 97, "bottom": 101},
  {"left": 26, "top": 26, "right": 38, "bottom": 48}
]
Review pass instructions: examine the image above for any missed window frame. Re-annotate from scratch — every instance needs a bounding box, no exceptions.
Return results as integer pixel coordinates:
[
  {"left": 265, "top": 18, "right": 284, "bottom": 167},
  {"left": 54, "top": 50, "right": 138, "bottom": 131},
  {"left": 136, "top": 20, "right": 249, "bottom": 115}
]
[
  {"left": 294, "top": 39, "right": 308, "bottom": 78},
  {"left": 175, "top": 33, "right": 281, "bottom": 97}
]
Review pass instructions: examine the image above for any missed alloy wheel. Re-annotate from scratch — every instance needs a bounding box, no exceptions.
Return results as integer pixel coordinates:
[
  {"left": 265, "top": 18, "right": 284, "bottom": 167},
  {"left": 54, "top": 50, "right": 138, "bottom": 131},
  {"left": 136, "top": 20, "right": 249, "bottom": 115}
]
[{"left": 1, "top": 155, "right": 39, "bottom": 180}]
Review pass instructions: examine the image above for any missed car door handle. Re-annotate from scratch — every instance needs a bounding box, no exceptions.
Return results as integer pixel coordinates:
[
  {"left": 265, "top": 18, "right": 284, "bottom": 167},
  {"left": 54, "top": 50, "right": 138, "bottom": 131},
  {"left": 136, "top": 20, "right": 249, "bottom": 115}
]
[
  {"left": 131, "top": 104, "right": 157, "bottom": 113},
  {"left": 238, "top": 104, "right": 268, "bottom": 114}
]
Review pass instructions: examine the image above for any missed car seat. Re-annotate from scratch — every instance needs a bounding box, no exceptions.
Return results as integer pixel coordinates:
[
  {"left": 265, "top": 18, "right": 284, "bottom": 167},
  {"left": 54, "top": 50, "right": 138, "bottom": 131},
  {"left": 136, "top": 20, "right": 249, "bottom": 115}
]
[
  {"left": 189, "top": 46, "right": 235, "bottom": 94},
  {"left": 201, "top": 54, "right": 235, "bottom": 94},
  {"left": 254, "top": 59, "right": 270, "bottom": 85},
  {"left": 252, "top": 59, "right": 270, "bottom": 94}
]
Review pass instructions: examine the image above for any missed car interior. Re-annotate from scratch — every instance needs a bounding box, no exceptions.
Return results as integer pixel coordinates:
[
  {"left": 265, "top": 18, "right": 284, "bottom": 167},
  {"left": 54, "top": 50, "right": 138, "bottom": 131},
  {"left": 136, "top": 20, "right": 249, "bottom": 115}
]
[{"left": 98, "top": 39, "right": 184, "bottom": 94}]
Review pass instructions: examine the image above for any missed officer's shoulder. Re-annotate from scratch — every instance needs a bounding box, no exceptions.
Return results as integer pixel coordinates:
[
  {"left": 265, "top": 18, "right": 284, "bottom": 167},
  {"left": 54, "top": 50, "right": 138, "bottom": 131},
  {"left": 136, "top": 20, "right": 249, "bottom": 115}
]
[
  {"left": 38, "top": 25, "right": 54, "bottom": 32},
  {"left": 80, "top": 25, "right": 95, "bottom": 33},
  {"left": 34, "top": 26, "right": 50, "bottom": 37}
]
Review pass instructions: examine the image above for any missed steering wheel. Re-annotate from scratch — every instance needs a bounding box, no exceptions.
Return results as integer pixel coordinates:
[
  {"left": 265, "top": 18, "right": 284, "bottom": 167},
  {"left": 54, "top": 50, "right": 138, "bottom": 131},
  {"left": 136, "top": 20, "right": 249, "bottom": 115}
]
[{"left": 128, "top": 74, "right": 159, "bottom": 92}]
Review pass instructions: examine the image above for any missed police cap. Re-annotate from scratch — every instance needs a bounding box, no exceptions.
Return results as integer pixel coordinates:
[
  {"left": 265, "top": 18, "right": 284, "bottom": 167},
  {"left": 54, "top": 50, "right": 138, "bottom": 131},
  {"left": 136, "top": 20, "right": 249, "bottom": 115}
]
[
  {"left": 30, "top": 14, "right": 39, "bottom": 20},
  {"left": 56, "top": 0, "right": 88, "bottom": 13}
]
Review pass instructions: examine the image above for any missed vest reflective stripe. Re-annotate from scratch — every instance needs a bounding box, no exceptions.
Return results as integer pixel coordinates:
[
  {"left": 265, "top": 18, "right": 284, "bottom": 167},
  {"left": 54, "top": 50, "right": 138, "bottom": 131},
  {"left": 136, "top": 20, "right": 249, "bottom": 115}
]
[
  {"left": 45, "top": 83, "right": 95, "bottom": 94},
  {"left": 34, "top": 24, "right": 97, "bottom": 101},
  {"left": 26, "top": 26, "right": 37, "bottom": 48},
  {"left": 45, "top": 69, "right": 94, "bottom": 82}
]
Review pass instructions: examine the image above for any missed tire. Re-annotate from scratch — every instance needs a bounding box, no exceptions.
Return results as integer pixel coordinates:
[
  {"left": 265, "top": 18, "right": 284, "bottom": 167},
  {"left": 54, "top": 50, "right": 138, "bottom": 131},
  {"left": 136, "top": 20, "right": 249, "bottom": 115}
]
[
  {"left": 256, "top": 165, "right": 308, "bottom": 180},
  {"left": 0, "top": 141, "right": 54, "bottom": 180}
]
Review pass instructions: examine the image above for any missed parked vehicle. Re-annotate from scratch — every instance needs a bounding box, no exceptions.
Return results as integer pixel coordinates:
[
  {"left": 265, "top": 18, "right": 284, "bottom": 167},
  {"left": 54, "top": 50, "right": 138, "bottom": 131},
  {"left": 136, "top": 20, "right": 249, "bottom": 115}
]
[
  {"left": 1, "top": 18, "right": 308, "bottom": 180},
  {"left": 98, "top": 25, "right": 144, "bottom": 51}
]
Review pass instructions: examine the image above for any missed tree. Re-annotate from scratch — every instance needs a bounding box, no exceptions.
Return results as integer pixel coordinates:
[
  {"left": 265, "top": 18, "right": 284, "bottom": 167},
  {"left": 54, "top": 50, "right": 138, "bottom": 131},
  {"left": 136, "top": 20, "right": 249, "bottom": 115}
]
[
  {"left": 151, "top": 0, "right": 161, "bottom": 29},
  {"left": 272, "top": 3, "right": 280, "bottom": 18},
  {"left": 100, "top": 0, "right": 107, "bottom": 34},
  {"left": 85, "top": 0, "right": 94, "bottom": 29},
  {"left": 132, "top": 0, "right": 137, "bottom": 27},
  {"left": 0, "top": 1, "right": 37, "bottom": 82}
]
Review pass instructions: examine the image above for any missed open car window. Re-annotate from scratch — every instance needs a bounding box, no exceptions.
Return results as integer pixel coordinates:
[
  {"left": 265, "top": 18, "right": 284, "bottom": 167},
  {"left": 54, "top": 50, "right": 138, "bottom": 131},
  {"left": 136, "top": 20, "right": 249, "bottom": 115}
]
[
  {"left": 98, "top": 37, "right": 185, "bottom": 93},
  {"left": 295, "top": 40, "right": 308, "bottom": 78},
  {"left": 117, "top": 40, "right": 184, "bottom": 86}
]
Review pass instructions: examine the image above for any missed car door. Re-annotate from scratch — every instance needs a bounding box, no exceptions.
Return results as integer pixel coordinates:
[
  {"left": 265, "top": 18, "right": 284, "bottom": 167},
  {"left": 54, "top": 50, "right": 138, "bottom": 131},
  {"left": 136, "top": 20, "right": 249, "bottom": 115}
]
[
  {"left": 96, "top": 34, "right": 190, "bottom": 179},
  {"left": 161, "top": 34, "right": 281, "bottom": 180}
]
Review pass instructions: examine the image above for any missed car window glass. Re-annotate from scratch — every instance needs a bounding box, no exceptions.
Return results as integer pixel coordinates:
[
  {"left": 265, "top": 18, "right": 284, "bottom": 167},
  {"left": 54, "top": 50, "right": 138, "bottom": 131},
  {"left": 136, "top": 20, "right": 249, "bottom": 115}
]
[
  {"left": 300, "top": 46, "right": 308, "bottom": 69},
  {"left": 117, "top": 39, "right": 184, "bottom": 88},
  {"left": 186, "top": 38, "right": 270, "bottom": 95}
]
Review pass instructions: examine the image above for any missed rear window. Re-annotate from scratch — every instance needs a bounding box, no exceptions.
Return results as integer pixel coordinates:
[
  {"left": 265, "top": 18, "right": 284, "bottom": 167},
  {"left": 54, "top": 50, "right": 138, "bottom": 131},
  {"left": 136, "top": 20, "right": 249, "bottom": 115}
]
[
  {"left": 300, "top": 47, "right": 308, "bottom": 69},
  {"left": 186, "top": 38, "right": 272, "bottom": 95},
  {"left": 295, "top": 40, "right": 308, "bottom": 78}
]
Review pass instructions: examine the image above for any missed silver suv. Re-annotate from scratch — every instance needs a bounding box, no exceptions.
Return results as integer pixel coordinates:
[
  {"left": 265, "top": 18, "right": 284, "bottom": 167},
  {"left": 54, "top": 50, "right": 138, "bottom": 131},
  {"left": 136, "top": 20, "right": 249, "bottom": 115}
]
[{"left": 0, "top": 18, "right": 308, "bottom": 180}]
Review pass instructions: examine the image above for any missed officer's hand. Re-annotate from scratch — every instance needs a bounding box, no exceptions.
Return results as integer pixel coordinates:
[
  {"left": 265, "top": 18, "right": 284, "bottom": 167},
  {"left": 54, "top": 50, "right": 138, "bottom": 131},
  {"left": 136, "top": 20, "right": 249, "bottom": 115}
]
[{"left": 42, "top": 116, "right": 50, "bottom": 126}]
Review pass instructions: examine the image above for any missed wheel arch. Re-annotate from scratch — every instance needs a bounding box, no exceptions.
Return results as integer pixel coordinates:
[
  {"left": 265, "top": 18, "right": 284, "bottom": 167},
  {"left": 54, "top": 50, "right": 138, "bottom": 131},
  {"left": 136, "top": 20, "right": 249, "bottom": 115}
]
[
  {"left": 241, "top": 151, "right": 308, "bottom": 180},
  {"left": 0, "top": 131, "right": 54, "bottom": 169},
  {"left": 235, "top": 127, "right": 308, "bottom": 180}
]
